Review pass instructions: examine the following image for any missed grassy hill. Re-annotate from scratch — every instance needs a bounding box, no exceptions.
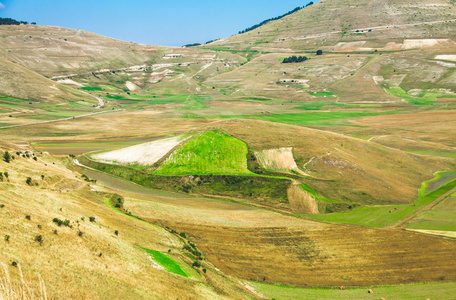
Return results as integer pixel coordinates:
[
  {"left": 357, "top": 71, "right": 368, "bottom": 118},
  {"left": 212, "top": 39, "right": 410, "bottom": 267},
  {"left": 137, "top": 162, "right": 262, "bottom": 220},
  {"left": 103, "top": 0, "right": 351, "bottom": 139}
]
[
  {"left": 0, "top": 56, "right": 89, "bottom": 103},
  {"left": 208, "top": 0, "right": 456, "bottom": 52}
]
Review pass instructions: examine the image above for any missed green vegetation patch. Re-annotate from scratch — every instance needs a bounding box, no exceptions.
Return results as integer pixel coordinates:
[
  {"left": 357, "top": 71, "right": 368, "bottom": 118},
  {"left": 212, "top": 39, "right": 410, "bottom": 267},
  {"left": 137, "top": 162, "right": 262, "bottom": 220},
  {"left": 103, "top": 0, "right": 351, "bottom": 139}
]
[
  {"left": 307, "top": 178, "right": 456, "bottom": 227},
  {"left": 383, "top": 86, "right": 448, "bottom": 105},
  {"left": 296, "top": 102, "right": 345, "bottom": 110},
  {"left": 407, "top": 195, "right": 456, "bottom": 231},
  {"left": 80, "top": 87, "right": 102, "bottom": 91},
  {"left": 183, "top": 110, "right": 393, "bottom": 126},
  {"left": 308, "top": 91, "right": 335, "bottom": 97},
  {"left": 155, "top": 130, "right": 252, "bottom": 175},
  {"left": 250, "top": 280, "right": 456, "bottom": 300},
  {"left": 419, "top": 172, "right": 456, "bottom": 196},
  {"left": 140, "top": 247, "right": 189, "bottom": 277},
  {"left": 175, "top": 96, "right": 209, "bottom": 110}
]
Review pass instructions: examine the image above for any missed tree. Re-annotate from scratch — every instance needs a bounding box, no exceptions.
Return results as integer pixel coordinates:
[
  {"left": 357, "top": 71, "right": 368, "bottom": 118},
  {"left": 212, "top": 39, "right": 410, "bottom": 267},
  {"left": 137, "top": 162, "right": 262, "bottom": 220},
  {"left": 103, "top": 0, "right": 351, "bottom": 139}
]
[
  {"left": 26, "top": 177, "right": 32, "bottom": 185},
  {"left": 3, "top": 151, "right": 10, "bottom": 163},
  {"left": 316, "top": 50, "right": 323, "bottom": 55}
]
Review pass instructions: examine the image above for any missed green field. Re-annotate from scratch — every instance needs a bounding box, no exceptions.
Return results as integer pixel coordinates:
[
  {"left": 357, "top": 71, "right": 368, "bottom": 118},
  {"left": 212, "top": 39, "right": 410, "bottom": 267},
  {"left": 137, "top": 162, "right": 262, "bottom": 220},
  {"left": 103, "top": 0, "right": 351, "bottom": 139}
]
[
  {"left": 419, "top": 172, "right": 456, "bottom": 196},
  {"left": 183, "top": 111, "right": 394, "bottom": 126},
  {"left": 155, "top": 130, "right": 253, "bottom": 175},
  {"left": 383, "top": 86, "right": 451, "bottom": 105},
  {"left": 250, "top": 280, "right": 456, "bottom": 300},
  {"left": 140, "top": 247, "right": 190, "bottom": 277},
  {"left": 308, "top": 91, "right": 335, "bottom": 97},
  {"left": 307, "top": 178, "right": 456, "bottom": 227},
  {"left": 407, "top": 195, "right": 456, "bottom": 231},
  {"left": 175, "top": 96, "right": 209, "bottom": 110},
  {"left": 80, "top": 86, "right": 102, "bottom": 91}
]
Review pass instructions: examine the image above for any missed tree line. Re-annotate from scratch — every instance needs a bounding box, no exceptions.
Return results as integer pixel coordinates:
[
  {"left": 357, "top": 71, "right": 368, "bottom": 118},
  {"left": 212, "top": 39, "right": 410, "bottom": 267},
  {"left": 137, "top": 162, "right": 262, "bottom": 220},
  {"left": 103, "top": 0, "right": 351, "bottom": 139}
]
[
  {"left": 282, "top": 55, "right": 308, "bottom": 63},
  {"left": 0, "top": 17, "right": 35, "bottom": 25},
  {"left": 238, "top": 1, "right": 314, "bottom": 34}
]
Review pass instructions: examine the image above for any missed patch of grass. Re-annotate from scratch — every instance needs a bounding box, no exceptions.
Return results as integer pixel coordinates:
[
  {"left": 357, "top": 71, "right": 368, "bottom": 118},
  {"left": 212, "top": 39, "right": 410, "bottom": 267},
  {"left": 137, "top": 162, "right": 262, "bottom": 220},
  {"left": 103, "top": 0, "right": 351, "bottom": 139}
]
[
  {"left": 80, "top": 87, "right": 102, "bottom": 91},
  {"left": 175, "top": 96, "right": 208, "bottom": 110},
  {"left": 383, "top": 86, "right": 448, "bottom": 105},
  {"left": 307, "top": 178, "right": 456, "bottom": 227},
  {"left": 308, "top": 91, "right": 335, "bottom": 97},
  {"left": 140, "top": 247, "right": 190, "bottom": 277},
  {"left": 249, "top": 280, "right": 456, "bottom": 300},
  {"left": 295, "top": 102, "right": 345, "bottom": 110},
  {"left": 407, "top": 195, "right": 456, "bottom": 231},
  {"left": 419, "top": 172, "right": 456, "bottom": 197},
  {"left": 155, "top": 130, "right": 253, "bottom": 175}
]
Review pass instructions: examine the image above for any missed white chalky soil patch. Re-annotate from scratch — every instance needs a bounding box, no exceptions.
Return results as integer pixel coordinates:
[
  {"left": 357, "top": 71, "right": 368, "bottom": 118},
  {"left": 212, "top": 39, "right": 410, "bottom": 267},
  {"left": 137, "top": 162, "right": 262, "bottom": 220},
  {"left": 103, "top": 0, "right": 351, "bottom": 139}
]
[{"left": 91, "top": 135, "right": 187, "bottom": 166}]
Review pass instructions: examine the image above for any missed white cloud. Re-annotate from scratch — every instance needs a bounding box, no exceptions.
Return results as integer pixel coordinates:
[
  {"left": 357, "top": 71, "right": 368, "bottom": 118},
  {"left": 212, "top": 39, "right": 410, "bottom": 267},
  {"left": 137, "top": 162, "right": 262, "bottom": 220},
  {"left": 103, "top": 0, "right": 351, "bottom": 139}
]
[{"left": 0, "top": 3, "right": 5, "bottom": 10}]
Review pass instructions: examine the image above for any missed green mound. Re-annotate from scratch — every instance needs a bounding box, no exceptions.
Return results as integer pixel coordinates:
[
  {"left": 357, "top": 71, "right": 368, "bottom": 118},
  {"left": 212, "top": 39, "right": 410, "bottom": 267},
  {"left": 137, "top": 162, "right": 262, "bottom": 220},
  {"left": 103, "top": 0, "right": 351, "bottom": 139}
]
[{"left": 155, "top": 130, "right": 253, "bottom": 175}]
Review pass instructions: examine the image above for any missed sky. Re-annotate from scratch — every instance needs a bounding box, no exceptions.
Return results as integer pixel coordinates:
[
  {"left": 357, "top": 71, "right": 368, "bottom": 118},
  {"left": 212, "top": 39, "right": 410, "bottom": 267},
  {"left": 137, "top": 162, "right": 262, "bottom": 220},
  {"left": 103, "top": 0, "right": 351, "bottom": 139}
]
[{"left": 0, "top": 0, "right": 317, "bottom": 47}]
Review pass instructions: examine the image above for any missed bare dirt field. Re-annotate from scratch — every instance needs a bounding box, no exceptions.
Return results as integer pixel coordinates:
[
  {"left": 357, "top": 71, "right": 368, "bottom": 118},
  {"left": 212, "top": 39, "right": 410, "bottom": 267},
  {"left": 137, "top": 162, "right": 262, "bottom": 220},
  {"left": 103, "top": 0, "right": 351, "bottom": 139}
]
[{"left": 91, "top": 135, "right": 186, "bottom": 166}]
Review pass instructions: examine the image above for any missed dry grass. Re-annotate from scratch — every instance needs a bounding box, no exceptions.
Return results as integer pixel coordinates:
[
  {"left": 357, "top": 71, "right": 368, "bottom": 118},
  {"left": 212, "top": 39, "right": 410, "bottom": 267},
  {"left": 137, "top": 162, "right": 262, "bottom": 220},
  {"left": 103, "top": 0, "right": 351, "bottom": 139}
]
[
  {"left": 287, "top": 183, "right": 319, "bottom": 214},
  {"left": 0, "top": 146, "right": 259, "bottom": 299},
  {"left": 0, "top": 263, "right": 47, "bottom": 300}
]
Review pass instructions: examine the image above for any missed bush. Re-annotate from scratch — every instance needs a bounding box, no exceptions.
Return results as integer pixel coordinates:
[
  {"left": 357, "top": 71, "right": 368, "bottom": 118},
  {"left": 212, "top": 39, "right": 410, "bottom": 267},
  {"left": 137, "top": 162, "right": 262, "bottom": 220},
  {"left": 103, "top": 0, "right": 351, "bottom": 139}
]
[
  {"left": 4, "top": 235, "right": 10, "bottom": 242},
  {"left": 11, "top": 261, "right": 17, "bottom": 267},
  {"left": 192, "top": 261, "right": 201, "bottom": 268},
  {"left": 26, "top": 177, "right": 32, "bottom": 185},
  {"left": 52, "top": 218, "right": 71, "bottom": 227},
  {"left": 77, "top": 231, "right": 84, "bottom": 237},
  {"left": 179, "top": 232, "right": 187, "bottom": 238},
  {"left": 316, "top": 49, "right": 323, "bottom": 55},
  {"left": 114, "top": 230, "right": 119, "bottom": 236},
  {"left": 3, "top": 151, "right": 11, "bottom": 163},
  {"left": 25, "top": 215, "right": 31, "bottom": 220},
  {"left": 34, "top": 235, "right": 42, "bottom": 244},
  {"left": 89, "top": 216, "right": 95, "bottom": 222}
]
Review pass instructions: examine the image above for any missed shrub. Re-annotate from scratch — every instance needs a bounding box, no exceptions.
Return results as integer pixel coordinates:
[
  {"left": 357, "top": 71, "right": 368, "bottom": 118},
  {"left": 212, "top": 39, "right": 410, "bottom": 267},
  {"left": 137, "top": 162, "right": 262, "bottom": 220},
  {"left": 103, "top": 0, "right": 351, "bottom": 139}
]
[
  {"left": 26, "top": 177, "right": 32, "bottom": 185},
  {"left": 316, "top": 49, "right": 323, "bottom": 55},
  {"left": 3, "top": 172, "right": 8, "bottom": 179},
  {"left": 89, "top": 216, "right": 95, "bottom": 222},
  {"left": 3, "top": 151, "right": 11, "bottom": 163},
  {"left": 25, "top": 215, "right": 31, "bottom": 220},
  {"left": 4, "top": 235, "right": 10, "bottom": 242},
  {"left": 41, "top": 175, "right": 44, "bottom": 180},
  {"left": 53, "top": 218, "right": 71, "bottom": 227},
  {"left": 53, "top": 230, "right": 58, "bottom": 234},
  {"left": 192, "top": 261, "right": 201, "bottom": 268},
  {"left": 179, "top": 232, "right": 187, "bottom": 238},
  {"left": 37, "top": 225, "right": 42, "bottom": 229},
  {"left": 11, "top": 261, "right": 17, "bottom": 267},
  {"left": 77, "top": 231, "right": 84, "bottom": 237},
  {"left": 34, "top": 235, "right": 42, "bottom": 244},
  {"left": 114, "top": 230, "right": 119, "bottom": 236},
  {"left": 0, "top": 204, "right": 4, "bottom": 208}
]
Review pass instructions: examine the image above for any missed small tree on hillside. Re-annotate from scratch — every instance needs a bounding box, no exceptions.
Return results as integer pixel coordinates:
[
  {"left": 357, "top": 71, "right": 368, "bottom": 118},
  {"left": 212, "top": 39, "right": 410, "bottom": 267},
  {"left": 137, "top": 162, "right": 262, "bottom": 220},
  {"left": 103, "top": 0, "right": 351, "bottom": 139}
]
[
  {"left": 3, "top": 151, "right": 11, "bottom": 163},
  {"left": 316, "top": 49, "right": 323, "bottom": 55}
]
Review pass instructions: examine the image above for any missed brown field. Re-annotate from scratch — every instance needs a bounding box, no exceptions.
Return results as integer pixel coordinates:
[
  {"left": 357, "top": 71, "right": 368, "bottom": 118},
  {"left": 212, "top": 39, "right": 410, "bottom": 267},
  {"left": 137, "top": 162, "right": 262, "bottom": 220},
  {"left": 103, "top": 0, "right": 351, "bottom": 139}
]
[{"left": 135, "top": 208, "right": 456, "bottom": 287}]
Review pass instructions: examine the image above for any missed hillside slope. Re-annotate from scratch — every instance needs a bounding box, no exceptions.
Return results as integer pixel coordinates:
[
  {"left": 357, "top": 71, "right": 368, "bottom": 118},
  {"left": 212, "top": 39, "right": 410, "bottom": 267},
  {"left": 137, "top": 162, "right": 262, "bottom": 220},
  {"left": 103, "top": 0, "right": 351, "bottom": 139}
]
[
  {"left": 0, "top": 56, "right": 88, "bottom": 103},
  {"left": 206, "top": 119, "right": 453, "bottom": 205},
  {"left": 0, "top": 25, "right": 168, "bottom": 76},
  {"left": 210, "top": 0, "right": 456, "bottom": 51}
]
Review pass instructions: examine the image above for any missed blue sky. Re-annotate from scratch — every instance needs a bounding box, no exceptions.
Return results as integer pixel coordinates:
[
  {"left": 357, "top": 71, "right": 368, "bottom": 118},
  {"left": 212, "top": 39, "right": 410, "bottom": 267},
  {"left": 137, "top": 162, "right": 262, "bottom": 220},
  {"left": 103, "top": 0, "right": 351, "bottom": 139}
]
[{"left": 0, "top": 0, "right": 317, "bottom": 46}]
